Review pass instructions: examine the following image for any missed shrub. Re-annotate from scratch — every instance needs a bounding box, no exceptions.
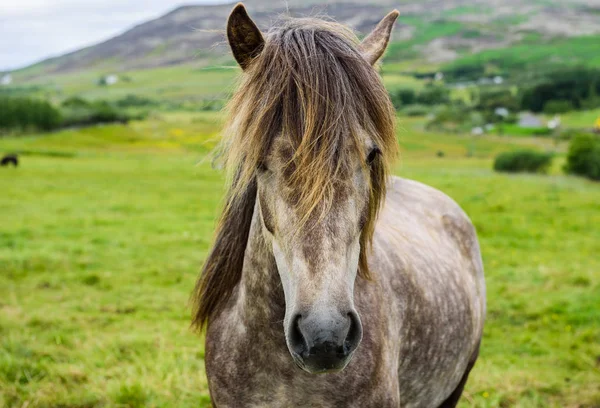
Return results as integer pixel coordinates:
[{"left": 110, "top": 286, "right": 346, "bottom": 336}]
[
  {"left": 442, "top": 62, "right": 486, "bottom": 81},
  {"left": 61, "top": 96, "right": 90, "bottom": 109},
  {"left": 426, "top": 103, "right": 475, "bottom": 133},
  {"left": 61, "top": 100, "right": 142, "bottom": 127},
  {"left": 390, "top": 88, "right": 417, "bottom": 109},
  {"left": 399, "top": 104, "right": 430, "bottom": 117},
  {"left": 0, "top": 96, "right": 62, "bottom": 132},
  {"left": 543, "top": 100, "right": 574, "bottom": 114},
  {"left": 493, "top": 150, "right": 553, "bottom": 174},
  {"left": 115, "top": 94, "right": 157, "bottom": 108},
  {"left": 475, "top": 88, "right": 520, "bottom": 113},
  {"left": 556, "top": 128, "right": 596, "bottom": 141},
  {"left": 564, "top": 134, "right": 600, "bottom": 180},
  {"left": 520, "top": 67, "right": 600, "bottom": 113},
  {"left": 416, "top": 85, "right": 451, "bottom": 106}
]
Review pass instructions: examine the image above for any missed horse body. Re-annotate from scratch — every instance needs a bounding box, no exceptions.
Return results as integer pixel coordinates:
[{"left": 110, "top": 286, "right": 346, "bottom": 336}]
[
  {"left": 1, "top": 154, "right": 18, "bottom": 167},
  {"left": 193, "top": 5, "right": 485, "bottom": 406},
  {"left": 205, "top": 177, "right": 485, "bottom": 407}
]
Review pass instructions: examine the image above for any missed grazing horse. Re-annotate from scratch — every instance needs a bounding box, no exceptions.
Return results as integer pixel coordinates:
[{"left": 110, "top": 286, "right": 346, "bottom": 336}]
[
  {"left": 192, "top": 4, "right": 486, "bottom": 407},
  {"left": 1, "top": 154, "right": 18, "bottom": 167}
]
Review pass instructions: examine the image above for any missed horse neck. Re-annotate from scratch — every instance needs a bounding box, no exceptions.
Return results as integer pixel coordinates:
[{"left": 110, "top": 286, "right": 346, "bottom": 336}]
[{"left": 236, "top": 202, "right": 286, "bottom": 330}]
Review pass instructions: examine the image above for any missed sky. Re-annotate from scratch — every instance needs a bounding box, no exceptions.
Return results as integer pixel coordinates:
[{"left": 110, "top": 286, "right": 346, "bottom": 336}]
[{"left": 0, "top": 0, "right": 230, "bottom": 71}]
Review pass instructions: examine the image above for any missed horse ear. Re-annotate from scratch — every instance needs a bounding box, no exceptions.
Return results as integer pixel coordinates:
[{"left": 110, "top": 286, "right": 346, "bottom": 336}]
[
  {"left": 227, "top": 3, "right": 265, "bottom": 70},
  {"left": 358, "top": 10, "right": 400, "bottom": 66}
]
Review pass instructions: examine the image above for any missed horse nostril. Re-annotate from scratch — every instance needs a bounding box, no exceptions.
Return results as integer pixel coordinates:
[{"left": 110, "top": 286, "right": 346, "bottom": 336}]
[
  {"left": 344, "top": 311, "right": 362, "bottom": 355},
  {"left": 289, "top": 314, "right": 306, "bottom": 356}
]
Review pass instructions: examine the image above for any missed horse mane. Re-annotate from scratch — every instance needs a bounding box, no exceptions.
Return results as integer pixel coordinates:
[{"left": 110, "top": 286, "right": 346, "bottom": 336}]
[{"left": 192, "top": 17, "right": 397, "bottom": 330}]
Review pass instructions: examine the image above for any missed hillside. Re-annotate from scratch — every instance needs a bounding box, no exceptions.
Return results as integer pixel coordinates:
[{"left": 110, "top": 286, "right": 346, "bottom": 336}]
[{"left": 14, "top": 0, "right": 600, "bottom": 78}]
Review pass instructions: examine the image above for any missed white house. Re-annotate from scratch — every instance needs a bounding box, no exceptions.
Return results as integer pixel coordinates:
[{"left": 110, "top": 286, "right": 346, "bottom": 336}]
[
  {"left": 98, "top": 74, "right": 119, "bottom": 86},
  {"left": 495, "top": 107, "right": 509, "bottom": 118},
  {"left": 471, "top": 127, "right": 484, "bottom": 136},
  {"left": 518, "top": 112, "right": 543, "bottom": 128},
  {"left": 547, "top": 116, "right": 561, "bottom": 130}
]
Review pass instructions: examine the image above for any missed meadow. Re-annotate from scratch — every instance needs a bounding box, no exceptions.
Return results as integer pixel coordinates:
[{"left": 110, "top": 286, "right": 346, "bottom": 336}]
[{"left": 1, "top": 112, "right": 599, "bottom": 408}]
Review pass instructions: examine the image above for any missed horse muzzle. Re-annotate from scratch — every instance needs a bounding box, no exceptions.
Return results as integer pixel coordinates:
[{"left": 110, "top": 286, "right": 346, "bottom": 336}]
[{"left": 287, "top": 309, "right": 362, "bottom": 373}]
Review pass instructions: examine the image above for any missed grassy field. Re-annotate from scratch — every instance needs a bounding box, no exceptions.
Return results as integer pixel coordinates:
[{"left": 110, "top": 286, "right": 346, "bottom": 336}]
[
  {"left": 1, "top": 113, "right": 599, "bottom": 407},
  {"left": 9, "top": 65, "right": 240, "bottom": 103},
  {"left": 9, "top": 63, "right": 427, "bottom": 104},
  {"left": 443, "top": 35, "right": 600, "bottom": 76}
]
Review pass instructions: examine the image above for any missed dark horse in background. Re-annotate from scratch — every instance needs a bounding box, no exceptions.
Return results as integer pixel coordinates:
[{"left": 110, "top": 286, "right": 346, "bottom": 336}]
[
  {"left": 1, "top": 154, "right": 18, "bottom": 167},
  {"left": 192, "top": 4, "right": 486, "bottom": 407}
]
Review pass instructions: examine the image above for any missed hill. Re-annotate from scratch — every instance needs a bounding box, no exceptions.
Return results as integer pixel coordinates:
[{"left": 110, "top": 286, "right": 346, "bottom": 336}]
[{"left": 13, "top": 0, "right": 600, "bottom": 78}]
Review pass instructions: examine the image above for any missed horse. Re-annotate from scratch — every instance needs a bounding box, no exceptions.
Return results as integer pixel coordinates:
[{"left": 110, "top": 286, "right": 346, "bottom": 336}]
[
  {"left": 1, "top": 154, "right": 18, "bottom": 167},
  {"left": 191, "top": 4, "right": 486, "bottom": 407}
]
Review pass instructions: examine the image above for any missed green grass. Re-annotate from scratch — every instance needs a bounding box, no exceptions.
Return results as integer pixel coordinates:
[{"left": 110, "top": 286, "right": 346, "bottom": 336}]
[
  {"left": 387, "top": 17, "right": 464, "bottom": 61},
  {"left": 1, "top": 113, "right": 599, "bottom": 407},
  {"left": 555, "top": 108, "right": 600, "bottom": 128},
  {"left": 9, "top": 65, "right": 239, "bottom": 103},
  {"left": 444, "top": 35, "right": 600, "bottom": 75}
]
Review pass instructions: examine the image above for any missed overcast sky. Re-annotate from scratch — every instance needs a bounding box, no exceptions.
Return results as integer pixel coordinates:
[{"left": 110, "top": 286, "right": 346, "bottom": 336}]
[{"left": 0, "top": 0, "right": 230, "bottom": 71}]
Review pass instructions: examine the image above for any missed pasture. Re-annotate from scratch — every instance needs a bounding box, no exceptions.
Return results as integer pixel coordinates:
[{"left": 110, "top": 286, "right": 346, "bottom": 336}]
[{"left": 1, "top": 113, "right": 599, "bottom": 407}]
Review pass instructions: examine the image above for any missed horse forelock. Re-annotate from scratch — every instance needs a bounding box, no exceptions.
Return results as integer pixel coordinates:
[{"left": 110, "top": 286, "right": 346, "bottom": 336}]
[{"left": 192, "top": 16, "right": 397, "bottom": 329}]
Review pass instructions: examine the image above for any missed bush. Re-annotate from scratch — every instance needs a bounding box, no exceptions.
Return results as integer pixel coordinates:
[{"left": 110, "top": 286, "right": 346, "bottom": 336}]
[
  {"left": 115, "top": 95, "right": 157, "bottom": 108},
  {"left": 0, "top": 96, "right": 62, "bottom": 132},
  {"left": 61, "top": 96, "right": 91, "bottom": 109},
  {"left": 416, "top": 85, "right": 451, "bottom": 106},
  {"left": 556, "top": 128, "right": 596, "bottom": 141},
  {"left": 493, "top": 150, "right": 553, "bottom": 173},
  {"left": 564, "top": 134, "right": 600, "bottom": 180},
  {"left": 520, "top": 67, "right": 600, "bottom": 113},
  {"left": 543, "top": 100, "right": 574, "bottom": 114},
  {"left": 61, "top": 100, "right": 141, "bottom": 127},
  {"left": 390, "top": 88, "right": 417, "bottom": 109},
  {"left": 442, "top": 62, "right": 486, "bottom": 81},
  {"left": 426, "top": 103, "right": 478, "bottom": 133},
  {"left": 399, "top": 104, "right": 430, "bottom": 117},
  {"left": 475, "top": 88, "right": 520, "bottom": 113}
]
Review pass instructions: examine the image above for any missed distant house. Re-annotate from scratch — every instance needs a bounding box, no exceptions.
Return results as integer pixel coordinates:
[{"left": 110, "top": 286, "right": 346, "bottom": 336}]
[
  {"left": 547, "top": 116, "right": 561, "bottom": 130},
  {"left": 0, "top": 74, "right": 12, "bottom": 85},
  {"left": 495, "top": 107, "right": 509, "bottom": 118},
  {"left": 98, "top": 74, "right": 118, "bottom": 86},
  {"left": 471, "top": 127, "right": 484, "bottom": 136},
  {"left": 518, "top": 112, "right": 543, "bottom": 128}
]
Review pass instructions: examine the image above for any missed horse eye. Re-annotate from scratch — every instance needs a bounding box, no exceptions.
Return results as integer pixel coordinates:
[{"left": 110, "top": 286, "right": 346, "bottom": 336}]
[{"left": 367, "top": 148, "right": 381, "bottom": 165}]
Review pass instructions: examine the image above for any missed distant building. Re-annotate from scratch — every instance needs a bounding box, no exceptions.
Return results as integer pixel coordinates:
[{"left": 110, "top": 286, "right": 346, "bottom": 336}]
[
  {"left": 0, "top": 74, "right": 12, "bottom": 85},
  {"left": 471, "top": 127, "right": 484, "bottom": 136},
  {"left": 105, "top": 75, "right": 118, "bottom": 85},
  {"left": 98, "top": 74, "right": 118, "bottom": 86},
  {"left": 518, "top": 112, "right": 543, "bottom": 128},
  {"left": 495, "top": 107, "right": 509, "bottom": 118},
  {"left": 493, "top": 76, "right": 504, "bottom": 85},
  {"left": 547, "top": 116, "right": 561, "bottom": 130}
]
